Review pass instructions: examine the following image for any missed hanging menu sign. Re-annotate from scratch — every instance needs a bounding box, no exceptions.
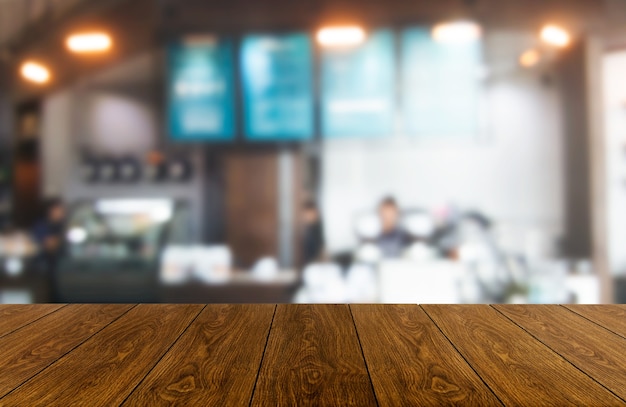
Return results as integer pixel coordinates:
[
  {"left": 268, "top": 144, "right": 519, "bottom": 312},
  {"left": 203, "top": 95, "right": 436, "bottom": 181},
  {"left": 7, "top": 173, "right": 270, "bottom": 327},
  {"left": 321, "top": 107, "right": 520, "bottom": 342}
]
[
  {"left": 167, "top": 36, "right": 236, "bottom": 141},
  {"left": 321, "top": 29, "right": 395, "bottom": 138},
  {"left": 241, "top": 33, "right": 314, "bottom": 141},
  {"left": 402, "top": 27, "right": 482, "bottom": 138}
]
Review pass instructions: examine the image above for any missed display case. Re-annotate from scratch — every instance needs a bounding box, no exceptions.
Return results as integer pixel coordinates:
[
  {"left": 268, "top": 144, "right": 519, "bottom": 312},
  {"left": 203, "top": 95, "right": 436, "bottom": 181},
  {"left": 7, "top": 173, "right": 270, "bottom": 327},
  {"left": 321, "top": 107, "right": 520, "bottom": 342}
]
[{"left": 57, "top": 198, "right": 192, "bottom": 302}]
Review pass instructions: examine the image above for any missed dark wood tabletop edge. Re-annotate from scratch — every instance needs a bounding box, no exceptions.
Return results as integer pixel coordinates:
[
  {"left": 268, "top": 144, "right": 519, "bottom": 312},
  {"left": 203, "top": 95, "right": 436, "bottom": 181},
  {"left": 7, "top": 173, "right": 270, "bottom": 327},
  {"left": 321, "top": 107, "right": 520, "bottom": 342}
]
[
  {"left": 347, "top": 305, "right": 381, "bottom": 407},
  {"left": 489, "top": 305, "right": 626, "bottom": 404},
  {"left": 417, "top": 305, "right": 506, "bottom": 406},
  {"left": 246, "top": 304, "right": 278, "bottom": 407},
  {"left": 118, "top": 304, "right": 209, "bottom": 406},
  {"left": 0, "top": 304, "right": 139, "bottom": 403},
  {"left": 560, "top": 305, "right": 626, "bottom": 340},
  {"left": 0, "top": 304, "right": 69, "bottom": 340}
]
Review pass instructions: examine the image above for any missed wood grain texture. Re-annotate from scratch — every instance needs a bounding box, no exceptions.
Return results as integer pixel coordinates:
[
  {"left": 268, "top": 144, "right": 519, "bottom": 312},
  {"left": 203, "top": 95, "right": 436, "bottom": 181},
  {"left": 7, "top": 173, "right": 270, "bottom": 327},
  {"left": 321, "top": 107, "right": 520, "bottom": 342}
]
[
  {"left": 2, "top": 304, "right": 626, "bottom": 406},
  {"left": 494, "top": 304, "right": 626, "bottom": 401},
  {"left": 422, "top": 304, "right": 623, "bottom": 406},
  {"left": 0, "top": 304, "right": 204, "bottom": 407},
  {"left": 250, "top": 304, "right": 377, "bottom": 407},
  {"left": 0, "top": 304, "right": 65, "bottom": 338},
  {"left": 351, "top": 304, "right": 502, "bottom": 406},
  {"left": 123, "top": 304, "right": 275, "bottom": 406},
  {"left": 0, "top": 304, "right": 133, "bottom": 398},
  {"left": 564, "top": 305, "right": 626, "bottom": 339}
]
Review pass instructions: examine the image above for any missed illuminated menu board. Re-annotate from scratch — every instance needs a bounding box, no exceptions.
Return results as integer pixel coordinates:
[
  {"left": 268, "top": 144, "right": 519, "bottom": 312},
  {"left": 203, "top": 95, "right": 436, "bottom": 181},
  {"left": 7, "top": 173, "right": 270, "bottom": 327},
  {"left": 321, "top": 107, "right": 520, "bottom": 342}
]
[
  {"left": 402, "top": 27, "right": 482, "bottom": 138},
  {"left": 167, "top": 37, "right": 235, "bottom": 141},
  {"left": 241, "top": 33, "right": 314, "bottom": 141},
  {"left": 321, "top": 29, "right": 395, "bottom": 138}
]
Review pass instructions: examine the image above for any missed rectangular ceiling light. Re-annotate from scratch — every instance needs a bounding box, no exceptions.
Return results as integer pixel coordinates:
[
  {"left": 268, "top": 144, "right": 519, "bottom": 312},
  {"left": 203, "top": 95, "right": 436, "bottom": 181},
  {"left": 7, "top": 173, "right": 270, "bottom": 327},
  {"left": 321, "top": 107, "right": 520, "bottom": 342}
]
[
  {"left": 317, "top": 26, "right": 366, "bottom": 47},
  {"left": 66, "top": 32, "right": 112, "bottom": 53}
]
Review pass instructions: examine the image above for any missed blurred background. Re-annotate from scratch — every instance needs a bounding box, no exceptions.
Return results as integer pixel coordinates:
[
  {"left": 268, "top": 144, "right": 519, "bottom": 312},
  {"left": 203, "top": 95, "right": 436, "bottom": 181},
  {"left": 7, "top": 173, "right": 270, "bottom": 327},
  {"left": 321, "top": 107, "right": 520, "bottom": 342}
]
[{"left": 0, "top": 0, "right": 625, "bottom": 304}]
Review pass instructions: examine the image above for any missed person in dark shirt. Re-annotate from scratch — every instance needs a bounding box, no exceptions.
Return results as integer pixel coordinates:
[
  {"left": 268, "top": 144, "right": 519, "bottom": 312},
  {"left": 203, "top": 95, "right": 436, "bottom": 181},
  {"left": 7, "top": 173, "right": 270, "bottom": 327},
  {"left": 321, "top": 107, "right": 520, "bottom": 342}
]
[
  {"left": 31, "top": 198, "right": 66, "bottom": 301},
  {"left": 376, "top": 196, "right": 410, "bottom": 258},
  {"left": 301, "top": 201, "right": 325, "bottom": 266}
]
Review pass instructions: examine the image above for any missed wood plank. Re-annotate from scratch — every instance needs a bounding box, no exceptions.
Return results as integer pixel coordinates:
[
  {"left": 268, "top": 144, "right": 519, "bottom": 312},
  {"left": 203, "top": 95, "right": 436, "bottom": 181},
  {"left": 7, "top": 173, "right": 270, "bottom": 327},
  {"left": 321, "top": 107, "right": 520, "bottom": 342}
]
[
  {"left": 564, "top": 305, "right": 626, "bottom": 339},
  {"left": 0, "top": 304, "right": 133, "bottom": 398},
  {"left": 422, "top": 304, "right": 623, "bottom": 406},
  {"left": 494, "top": 304, "right": 626, "bottom": 401},
  {"left": 123, "top": 304, "right": 275, "bottom": 406},
  {"left": 250, "top": 304, "right": 377, "bottom": 406},
  {"left": 351, "top": 304, "right": 502, "bottom": 406},
  {"left": 0, "top": 304, "right": 65, "bottom": 338},
  {"left": 0, "top": 304, "right": 204, "bottom": 406}
]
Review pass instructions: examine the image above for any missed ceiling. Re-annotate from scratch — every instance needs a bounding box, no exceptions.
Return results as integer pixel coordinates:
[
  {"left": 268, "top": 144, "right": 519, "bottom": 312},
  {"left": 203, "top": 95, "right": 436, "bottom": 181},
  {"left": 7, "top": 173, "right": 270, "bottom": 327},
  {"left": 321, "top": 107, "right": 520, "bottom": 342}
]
[
  {"left": 0, "top": 0, "right": 85, "bottom": 51},
  {"left": 1, "top": 0, "right": 619, "bottom": 51},
  {"left": 2, "top": 0, "right": 625, "bottom": 100},
  {"left": 0, "top": 0, "right": 156, "bottom": 100}
]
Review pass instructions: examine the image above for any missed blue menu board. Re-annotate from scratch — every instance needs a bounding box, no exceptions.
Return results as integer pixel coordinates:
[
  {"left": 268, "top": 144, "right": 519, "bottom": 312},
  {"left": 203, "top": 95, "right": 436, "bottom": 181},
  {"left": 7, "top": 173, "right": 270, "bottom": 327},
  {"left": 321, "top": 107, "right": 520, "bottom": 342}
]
[
  {"left": 321, "top": 29, "right": 395, "bottom": 138},
  {"left": 402, "top": 28, "right": 482, "bottom": 138},
  {"left": 241, "top": 33, "right": 314, "bottom": 141},
  {"left": 167, "top": 37, "right": 235, "bottom": 141}
]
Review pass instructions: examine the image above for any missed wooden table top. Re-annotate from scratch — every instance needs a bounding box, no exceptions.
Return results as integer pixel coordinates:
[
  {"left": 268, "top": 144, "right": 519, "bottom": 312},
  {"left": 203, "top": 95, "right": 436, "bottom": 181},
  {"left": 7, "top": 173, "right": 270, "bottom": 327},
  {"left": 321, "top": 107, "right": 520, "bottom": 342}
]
[{"left": 0, "top": 304, "right": 625, "bottom": 406}]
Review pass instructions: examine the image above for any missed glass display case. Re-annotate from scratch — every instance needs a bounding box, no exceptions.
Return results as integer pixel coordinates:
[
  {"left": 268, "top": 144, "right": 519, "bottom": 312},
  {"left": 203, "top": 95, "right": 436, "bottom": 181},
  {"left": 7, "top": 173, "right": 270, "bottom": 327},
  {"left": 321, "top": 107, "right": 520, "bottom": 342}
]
[{"left": 57, "top": 198, "right": 192, "bottom": 302}]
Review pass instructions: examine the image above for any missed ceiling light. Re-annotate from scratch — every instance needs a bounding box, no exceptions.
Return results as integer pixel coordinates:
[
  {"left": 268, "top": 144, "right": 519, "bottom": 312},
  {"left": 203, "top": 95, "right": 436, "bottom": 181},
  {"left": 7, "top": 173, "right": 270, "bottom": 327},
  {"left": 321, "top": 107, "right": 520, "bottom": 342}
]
[
  {"left": 432, "top": 21, "right": 482, "bottom": 43},
  {"left": 66, "top": 32, "right": 112, "bottom": 53},
  {"left": 317, "top": 26, "right": 366, "bottom": 47},
  {"left": 519, "top": 49, "right": 541, "bottom": 67},
  {"left": 540, "top": 25, "right": 570, "bottom": 48},
  {"left": 20, "top": 61, "right": 50, "bottom": 84}
]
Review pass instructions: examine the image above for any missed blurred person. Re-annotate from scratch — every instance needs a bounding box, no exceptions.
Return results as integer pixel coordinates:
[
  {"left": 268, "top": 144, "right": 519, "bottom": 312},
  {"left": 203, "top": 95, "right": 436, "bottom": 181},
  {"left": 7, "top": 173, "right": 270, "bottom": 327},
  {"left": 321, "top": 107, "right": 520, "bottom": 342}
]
[
  {"left": 32, "top": 198, "right": 66, "bottom": 255},
  {"left": 301, "top": 200, "right": 325, "bottom": 266},
  {"left": 376, "top": 196, "right": 410, "bottom": 258},
  {"left": 31, "top": 198, "right": 66, "bottom": 301}
]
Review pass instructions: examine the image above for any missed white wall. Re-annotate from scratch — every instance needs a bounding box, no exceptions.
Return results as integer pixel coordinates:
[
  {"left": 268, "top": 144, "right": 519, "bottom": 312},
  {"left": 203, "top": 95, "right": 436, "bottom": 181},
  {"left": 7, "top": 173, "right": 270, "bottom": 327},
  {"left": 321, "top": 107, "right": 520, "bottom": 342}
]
[
  {"left": 321, "top": 30, "right": 566, "bottom": 252},
  {"left": 83, "top": 92, "right": 157, "bottom": 155},
  {"left": 41, "top": 52, "right": 163, "bottom": 198},
  {"left": 603, "top": 50, "right": 626, "bottom": 276},
  {"left": 41, "top": 90, "right": 74, "bottom": 197}
]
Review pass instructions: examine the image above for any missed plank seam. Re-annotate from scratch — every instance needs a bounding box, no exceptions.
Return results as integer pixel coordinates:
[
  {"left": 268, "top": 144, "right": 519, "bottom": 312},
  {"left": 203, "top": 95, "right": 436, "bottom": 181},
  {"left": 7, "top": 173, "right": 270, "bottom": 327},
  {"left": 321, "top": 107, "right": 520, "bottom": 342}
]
[
  {"left": 248, "top": 304, "right": 277, "bottom": 407},
  {"left": 490, "top": 305, "right": 626, "bottom": 404},
  {"left": 419, "top": 305, "right": 506, "bottom": 407},
  {"left": 560, "top": 305, "right": 626, "bottom": 340},
  {"left": 348, "top": 304, "right": 381, "bottom": 407},
  {"left": 0, "top": 304, "right": 69, "bottom": 340},
  {"left": 118, "top": 304, "right": 208, "bottom": 406},
  {"left": 0, "top": 304, "right": 138, "bottom": 402}
]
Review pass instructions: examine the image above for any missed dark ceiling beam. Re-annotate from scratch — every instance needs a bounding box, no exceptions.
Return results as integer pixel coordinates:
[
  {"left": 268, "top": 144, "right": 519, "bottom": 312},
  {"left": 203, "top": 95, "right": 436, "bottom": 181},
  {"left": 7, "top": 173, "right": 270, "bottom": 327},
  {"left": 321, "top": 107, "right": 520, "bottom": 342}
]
[{"left": 161, "top": 0, "right": 608, "bottom": 32}]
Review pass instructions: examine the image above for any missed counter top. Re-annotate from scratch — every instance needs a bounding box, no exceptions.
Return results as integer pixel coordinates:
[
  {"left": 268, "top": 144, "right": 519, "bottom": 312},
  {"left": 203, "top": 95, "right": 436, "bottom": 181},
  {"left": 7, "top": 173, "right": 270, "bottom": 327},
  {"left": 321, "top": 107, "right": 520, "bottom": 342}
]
[{"left": 0, "top": 304, "right": 625, "bottom": 405}]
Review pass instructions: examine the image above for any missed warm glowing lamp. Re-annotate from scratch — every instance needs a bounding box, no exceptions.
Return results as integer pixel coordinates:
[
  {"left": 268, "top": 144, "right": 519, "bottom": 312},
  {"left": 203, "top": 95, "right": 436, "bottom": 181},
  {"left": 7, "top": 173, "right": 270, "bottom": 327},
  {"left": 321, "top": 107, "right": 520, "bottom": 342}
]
[
  {"left": 317, "top": 26, "right": 366, "bottom": 47},
  {"left": 66, "top": 32, "right": 112, "bottom": 53},
  {"left": 519, "top": 49, "right": 541, "bottom": 67},
  {"left": 432, "top": 21, "right": 482, "bottom": 43},
  {"left": 540, "top": 25, "right": 570, "bottom": 48},
  {"left": 20, "top": 61, "right": 50, "bottom": 84}
]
